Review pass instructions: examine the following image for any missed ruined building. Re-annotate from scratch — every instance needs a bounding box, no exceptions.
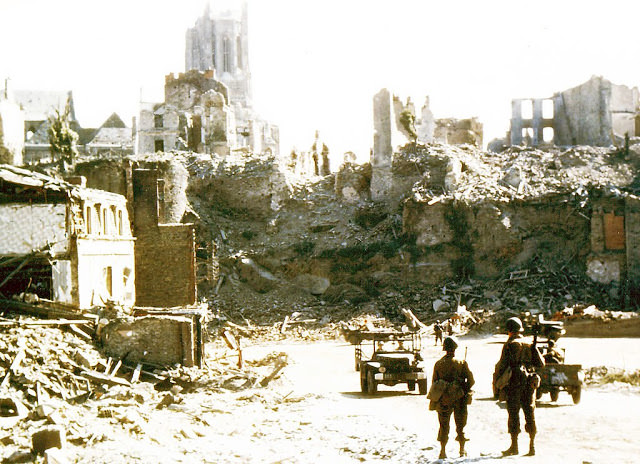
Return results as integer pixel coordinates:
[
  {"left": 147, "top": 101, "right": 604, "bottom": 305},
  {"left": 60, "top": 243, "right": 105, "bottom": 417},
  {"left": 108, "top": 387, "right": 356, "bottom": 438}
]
[
  {"left": 138, "top": 2, "right": 278, "bottom": 157},
  {"left": 0, "top": 79, "right": 135, "bottom": 164},
  {"left": 0, "top": 165, "right": 135, "bottom": 309},
  {"left": 285, "top": 131, "right": 331, "bottom": 179},
  {"left": 371, "top": 88, "right": 483, "bottom": 200},
  {"left": 74, "top": 158, "right": 198, "bottom": 308},
  {"left": 510, "top": 76, "right": 640, "bottom": 147},
  {"left": 0, "top": 82, "right": 24, "bottom": 165}
]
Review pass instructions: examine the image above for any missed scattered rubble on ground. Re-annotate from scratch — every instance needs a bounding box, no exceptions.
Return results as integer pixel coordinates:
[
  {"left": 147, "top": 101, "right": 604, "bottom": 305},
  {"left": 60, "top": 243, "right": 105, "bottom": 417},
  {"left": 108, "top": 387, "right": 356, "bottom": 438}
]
[
  {"left": 0, "top": 313, "right": 290, "bottom": 461},
  {"left": 584, "top": 366, "right": 640, "bottom": 387}
]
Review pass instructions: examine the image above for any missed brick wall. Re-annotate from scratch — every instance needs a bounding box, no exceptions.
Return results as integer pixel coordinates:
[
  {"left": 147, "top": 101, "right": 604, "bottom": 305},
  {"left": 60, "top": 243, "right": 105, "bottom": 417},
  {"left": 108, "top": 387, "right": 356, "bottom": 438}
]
[
  {"left": 135, "top": 224, "right": 196, "bottom": 307},
  {"left": 101, "top": 315, "right": 197, "bottom": 367}
]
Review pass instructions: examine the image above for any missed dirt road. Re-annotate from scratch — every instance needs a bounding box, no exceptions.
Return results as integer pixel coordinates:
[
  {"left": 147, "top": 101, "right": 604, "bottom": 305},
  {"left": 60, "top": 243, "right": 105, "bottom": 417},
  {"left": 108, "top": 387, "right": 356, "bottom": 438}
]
[{"left": 35, "top": 336, "right": 640, "bottom": 464}]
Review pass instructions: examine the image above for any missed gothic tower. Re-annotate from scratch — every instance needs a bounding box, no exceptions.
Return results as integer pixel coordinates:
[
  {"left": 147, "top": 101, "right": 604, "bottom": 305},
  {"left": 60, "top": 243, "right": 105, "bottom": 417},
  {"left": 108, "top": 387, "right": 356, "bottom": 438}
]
[{"left": 185, "top": 1, "right": 252, "bottom": 108}]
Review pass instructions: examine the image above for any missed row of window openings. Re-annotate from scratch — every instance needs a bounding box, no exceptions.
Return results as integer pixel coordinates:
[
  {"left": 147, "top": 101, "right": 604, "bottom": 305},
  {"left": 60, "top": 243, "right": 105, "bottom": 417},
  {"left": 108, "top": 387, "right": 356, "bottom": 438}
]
[
  {"left": 85, "top": 206, "right": 125, "bottom": 236},
  {"left": 520, "top": 100, "right": 554, "bottom": 119}
]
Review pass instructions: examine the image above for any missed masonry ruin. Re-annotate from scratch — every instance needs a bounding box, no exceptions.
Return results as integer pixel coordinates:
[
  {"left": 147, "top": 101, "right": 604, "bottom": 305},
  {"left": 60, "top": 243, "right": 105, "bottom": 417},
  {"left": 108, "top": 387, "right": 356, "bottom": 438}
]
[{"left": 509, "top": 76, "right": 640, "bottom": 147}]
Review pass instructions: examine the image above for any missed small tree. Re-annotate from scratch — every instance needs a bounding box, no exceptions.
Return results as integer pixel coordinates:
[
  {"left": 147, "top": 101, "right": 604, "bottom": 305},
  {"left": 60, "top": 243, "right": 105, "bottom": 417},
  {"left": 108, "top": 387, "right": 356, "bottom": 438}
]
[
  {"left": 399, "top": 109, "right": 417, "bottom": 142},
  {"left": 48, "top": 96, "right": 78, "bottom": 168}
]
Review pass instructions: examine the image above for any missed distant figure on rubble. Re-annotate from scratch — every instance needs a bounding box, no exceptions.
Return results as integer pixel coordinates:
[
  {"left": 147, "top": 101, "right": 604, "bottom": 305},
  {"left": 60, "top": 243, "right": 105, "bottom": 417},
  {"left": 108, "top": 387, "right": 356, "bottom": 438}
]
[
  {"left": 543, "top": 340, "right": 564, "bottom": 364},
  {"left": 447, "top": 320, "right": 454, "bottom": 336},
  {"left": 434, "top": 320, "right": 443, "bottom": 345},
  {"left": 494, "top": 317, "right": 545, "bottom": 457},
  {"left": 427, "top": 336, "right": 475, "bottom": 459}
]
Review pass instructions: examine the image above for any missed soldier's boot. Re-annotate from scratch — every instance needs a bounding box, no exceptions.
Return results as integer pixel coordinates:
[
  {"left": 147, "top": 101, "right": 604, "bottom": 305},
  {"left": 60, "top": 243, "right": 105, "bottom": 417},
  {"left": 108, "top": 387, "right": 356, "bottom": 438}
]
[
  {"left": 456, "top": 434, "right": 467, "bottom": 457},
  {"left": 458, "top": 440, "right": 466, "bottom": 457},
  {"left": 438, "top": 440, "right": 447, "bottom": 459},
  {"left": 502, "top": 433, "right": 518, "bottom": 456},
  {"left": 525, "top": 434, "right": 535, "bottom": 456}
]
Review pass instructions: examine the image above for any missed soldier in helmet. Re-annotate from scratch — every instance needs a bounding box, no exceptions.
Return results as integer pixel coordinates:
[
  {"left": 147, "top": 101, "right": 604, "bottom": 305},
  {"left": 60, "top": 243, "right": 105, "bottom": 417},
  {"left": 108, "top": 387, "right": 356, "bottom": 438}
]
[
  {"left": 434, "top": 320, "right": 443, "bottom": 346},
  {"left": 429, "top": 336, "right": 475, "bottom": 459},
  {"left": 495, "top": 317, "right": 545, "bottom": 456}
]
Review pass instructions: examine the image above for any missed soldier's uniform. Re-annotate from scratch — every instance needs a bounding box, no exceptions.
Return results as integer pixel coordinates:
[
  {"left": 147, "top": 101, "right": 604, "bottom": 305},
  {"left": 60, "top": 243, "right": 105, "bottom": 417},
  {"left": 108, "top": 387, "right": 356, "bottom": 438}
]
[
  {"left": 430, "top": 337, "right": 474, "bottom": 458},
  {"left": 495, "top": 318, "right": 545, "bottom": 456},
  {"left": 434, "top": 321, "right": 443, "bottom": 345}
]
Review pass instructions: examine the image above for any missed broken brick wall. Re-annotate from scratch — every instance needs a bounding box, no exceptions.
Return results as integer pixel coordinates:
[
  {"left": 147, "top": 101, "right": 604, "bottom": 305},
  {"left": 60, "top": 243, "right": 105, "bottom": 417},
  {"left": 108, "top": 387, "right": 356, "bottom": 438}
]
[
  {"left": 586, "top": 197, "right": 628, "bottom": 295},
  {"left": 101, "top": 315, "right": 197, "bottom": 367},
  {"left": 625, "top": 196, "right": 640, "bottom": 302},
  {"left": 402, "top": 194, "right": 591, "bottom": 281},
  {"left": 134, "top": 224, "right": 196, "bottom": 307}
]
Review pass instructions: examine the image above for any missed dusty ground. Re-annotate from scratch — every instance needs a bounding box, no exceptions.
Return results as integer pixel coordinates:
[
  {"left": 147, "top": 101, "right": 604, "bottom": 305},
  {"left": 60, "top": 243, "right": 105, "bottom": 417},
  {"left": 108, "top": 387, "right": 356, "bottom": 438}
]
[{"left": 5, "top": 334, "right": 637, "bottom": 464}]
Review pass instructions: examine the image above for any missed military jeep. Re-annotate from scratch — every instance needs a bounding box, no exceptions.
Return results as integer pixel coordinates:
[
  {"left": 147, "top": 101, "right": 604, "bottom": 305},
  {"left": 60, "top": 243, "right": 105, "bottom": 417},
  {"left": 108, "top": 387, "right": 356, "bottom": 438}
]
[{"left": 356, "top": 330, "right": 427, "bottom": 395}]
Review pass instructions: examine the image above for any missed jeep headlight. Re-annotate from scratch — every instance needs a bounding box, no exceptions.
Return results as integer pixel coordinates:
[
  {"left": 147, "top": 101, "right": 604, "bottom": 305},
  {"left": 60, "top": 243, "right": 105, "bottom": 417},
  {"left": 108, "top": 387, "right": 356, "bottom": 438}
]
[{"left": 378, "top": 366, "right": 386, "bottom": 373}]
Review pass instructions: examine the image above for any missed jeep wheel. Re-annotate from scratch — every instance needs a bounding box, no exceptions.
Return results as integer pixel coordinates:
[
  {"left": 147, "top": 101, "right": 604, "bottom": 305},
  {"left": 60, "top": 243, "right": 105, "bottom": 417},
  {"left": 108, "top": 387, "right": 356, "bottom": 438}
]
[
  {"left": 550, "top": 388, "right": 559, "bottom": 402},
  {"left": 536, "top": 389, "right": 543, "bottom": 400},
  {"left": 360, "top": 371, "right": 368, "bottom": 393},
  {"left": 417, "top": 379, "right": 428, "bottom": 395},
  {"left": 571, "top": 386, "right": 581, "bottom": 404},
  {"left": 407, "top": 381, "right": 416, "bottom": 391},
  {"left": 367, "top": 370, "right": 377, "bottom": 395}
]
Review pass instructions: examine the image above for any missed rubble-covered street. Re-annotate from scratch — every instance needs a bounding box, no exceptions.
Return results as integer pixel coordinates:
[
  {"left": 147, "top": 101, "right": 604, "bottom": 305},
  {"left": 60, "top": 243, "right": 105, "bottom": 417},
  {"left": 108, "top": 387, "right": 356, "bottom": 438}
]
[{"left": 2, "top": 319, "right": 639, "bottom": 463}]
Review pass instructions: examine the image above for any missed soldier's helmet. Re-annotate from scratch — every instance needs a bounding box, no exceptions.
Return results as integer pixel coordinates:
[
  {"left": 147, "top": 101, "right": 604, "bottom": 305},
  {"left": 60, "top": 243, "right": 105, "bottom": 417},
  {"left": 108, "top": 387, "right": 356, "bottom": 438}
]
[
  {"left": 442, "top": 336, "right": 458, "bottom": 352},
  {"left": 505, "top": 317, "right": 524, "bottom": 333}
]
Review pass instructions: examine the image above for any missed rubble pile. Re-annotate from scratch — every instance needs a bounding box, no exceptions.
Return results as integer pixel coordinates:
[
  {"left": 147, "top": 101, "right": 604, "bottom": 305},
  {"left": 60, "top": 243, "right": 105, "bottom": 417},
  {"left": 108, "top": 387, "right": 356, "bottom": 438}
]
[
  {"left": 584, "top": 366, "right": 640, "bottom": 387},
  {"left": 0, "top": 315, "right": 291, "bottom": 461},
  {"left": 409, "top": 143, "right": 635, "bottom": 204}
]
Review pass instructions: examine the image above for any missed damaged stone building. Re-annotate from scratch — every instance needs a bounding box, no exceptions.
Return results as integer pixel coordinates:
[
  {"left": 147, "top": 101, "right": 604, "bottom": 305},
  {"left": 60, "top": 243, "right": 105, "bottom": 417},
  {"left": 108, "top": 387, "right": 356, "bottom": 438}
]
[
  {"left": 372, "top": 88, "right": 482, "bottom": 200},
  {"left": 138, "top": 2, "right": 278, "bottom": 157},
  {"left": 0, "top": 165, "right": 135, "bottom": 309},
  {"left": 510, "top": 76, "right": 640, "bottom": 147},
  {"left": 0, "top": 161, "right": 202, "bottom": 367},
  {"left": 73, "top": 159, "right": 197, "bottom": 308},
  {"left": 0, "top": 80, "right": 135, "bottom": 164}
]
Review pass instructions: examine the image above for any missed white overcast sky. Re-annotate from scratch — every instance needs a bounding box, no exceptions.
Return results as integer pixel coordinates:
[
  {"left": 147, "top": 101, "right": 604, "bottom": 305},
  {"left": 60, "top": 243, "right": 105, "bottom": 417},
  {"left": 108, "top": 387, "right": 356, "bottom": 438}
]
[{"left": 1, "top": 0, "right": 639, "bottom": 160}]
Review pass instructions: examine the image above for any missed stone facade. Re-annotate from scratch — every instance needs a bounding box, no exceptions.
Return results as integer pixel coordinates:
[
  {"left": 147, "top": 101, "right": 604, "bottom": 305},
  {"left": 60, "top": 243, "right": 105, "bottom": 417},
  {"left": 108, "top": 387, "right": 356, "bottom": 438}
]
[
  {"left": 175, "top": 2, "right": 278, "bottom": 156},
  {"left": 0, "top": 165, "right": 135, "bottom": 309},
  {"left": 371, "top": 89, "right": 483, "bottom": 201},
  {"left": 510, "top": 76, "right": 640, "bottom": 147},
  {"left": 185, "top": 2, "right": 251, "bottom": 108}
]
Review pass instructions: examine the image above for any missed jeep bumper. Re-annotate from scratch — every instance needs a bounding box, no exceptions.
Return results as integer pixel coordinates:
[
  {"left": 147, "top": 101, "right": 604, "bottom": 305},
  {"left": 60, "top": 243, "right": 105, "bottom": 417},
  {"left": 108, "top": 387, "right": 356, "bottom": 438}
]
[{"left": 374, "top": 372, "right": 427, "bottom": 381}]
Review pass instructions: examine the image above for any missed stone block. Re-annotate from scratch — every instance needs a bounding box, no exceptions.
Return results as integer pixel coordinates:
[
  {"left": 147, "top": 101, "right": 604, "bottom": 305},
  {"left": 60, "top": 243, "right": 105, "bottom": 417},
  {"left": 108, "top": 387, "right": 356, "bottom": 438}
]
[
  {"left": 44, "top": 448, "right": 70, "bottom": 464},
  {"left": 31, "top": 427, "right": 65, "bottom": 454}
]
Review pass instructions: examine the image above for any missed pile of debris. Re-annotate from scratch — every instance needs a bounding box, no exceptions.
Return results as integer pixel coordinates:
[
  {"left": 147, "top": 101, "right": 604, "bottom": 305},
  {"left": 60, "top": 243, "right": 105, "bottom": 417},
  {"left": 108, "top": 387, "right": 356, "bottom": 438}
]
[
  {"left": 0, "top": 313, "right": 290, "bottom": 461},
  {"left": 408, "top": 143, "right": 636, "bottom": 204}
]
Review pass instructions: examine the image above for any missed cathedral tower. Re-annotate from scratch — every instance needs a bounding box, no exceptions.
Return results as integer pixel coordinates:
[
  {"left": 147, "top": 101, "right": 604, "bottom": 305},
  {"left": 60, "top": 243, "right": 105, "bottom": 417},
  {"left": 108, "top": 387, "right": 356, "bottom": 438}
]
[{"left": 185, "top": 1, "right": 252, "bottom": 108}]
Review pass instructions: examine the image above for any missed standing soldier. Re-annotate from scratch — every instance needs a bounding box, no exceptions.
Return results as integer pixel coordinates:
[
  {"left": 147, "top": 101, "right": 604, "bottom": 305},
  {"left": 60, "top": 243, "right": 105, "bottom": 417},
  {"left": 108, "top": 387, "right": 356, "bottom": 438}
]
[
  {"left": 428, "top": 336, "right": 474, "bottom": 459},
  {"left": 494, "top": 317, "right": 545, "bottom": 456},
  {"left": 434, "top": 320, "right": 443, "bottom": 346}
]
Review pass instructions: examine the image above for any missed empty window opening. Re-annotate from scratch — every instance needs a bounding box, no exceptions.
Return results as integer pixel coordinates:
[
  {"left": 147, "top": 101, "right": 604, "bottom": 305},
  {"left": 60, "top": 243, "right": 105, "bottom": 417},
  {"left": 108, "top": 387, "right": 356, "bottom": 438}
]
[
  {"left": 223, "top": 37, "right": 231, "bottom": 72},
  {"left": 236, "top": 36, "right": 243, "bottom": 69},
  {"left": 543, "top": 127, "right": 554, "bottom": 143},
  {"left": 105, "top": 266, "right": 113, "bottom": 297},
  {"left": 94, "top": 205, "right": 102, "bottom": 234},
  {"left": 85, "top": 206, "right": 92, "bottom": 234},
  {"left": 102, "top": 208, "right": 109, "bottom": 235},
  {"left": 543, "top": 100, "right": 554, "bottom": 119},
  {"left": 521, "top": 100, "right": 533, "bottom": 119},
  {"left": 154, "top": 114, "right": 163, "bottom": 129},
  {"left": 154, "top": 139, "right": 164, "bottom": 152},
  {"left": 117, "top": 210, "right": 123, "bottom": 235},
  {"left": 521, "top": 128, "right": 534, "bottom": 144}
]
